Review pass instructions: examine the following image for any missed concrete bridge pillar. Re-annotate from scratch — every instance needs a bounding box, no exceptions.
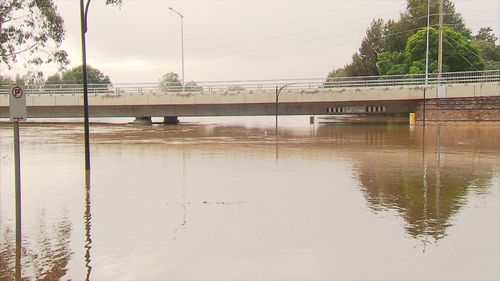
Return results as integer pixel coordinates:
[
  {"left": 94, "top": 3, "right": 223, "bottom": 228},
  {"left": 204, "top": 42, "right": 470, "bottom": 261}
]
[
  {"left": 163, "top": 116, "right": 179, "bottom": 125},
  {"left": 133, "top": 116, "right": 152, "bottom": 125}
]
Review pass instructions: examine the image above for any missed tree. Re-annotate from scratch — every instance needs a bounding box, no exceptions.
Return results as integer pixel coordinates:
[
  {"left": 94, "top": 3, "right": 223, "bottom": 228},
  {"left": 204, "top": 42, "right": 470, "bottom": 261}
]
[
  {"left": 473, "top": 28, "right": 500, "bottom": 70},
  {"left": 185, "top": 81, "right": 202, "bottom": 92},
  {"left": 377, "top": 52, "right": 406, "bottom": 75},
  {"left": 0, "top": 0, "right": 122, "bottom": 70},
  {"left": 45, "top": 65, "right": 112, "bottom": 86},
  {"left": 378, "top": 27, "right": 485, "bottom": 75},
  {"left": 0, "top": 0, "right": 68, "bottom": 69},
  {"left": 326, "top": 68, "right": 348, "bottom": 81},
  {"left": 404, "top": 27, "right": 484, "bottom": 73},
  {"left": 63, "top": 65, "right": 111, "bottom": 84},
  {"left": 14, "top": 71, "right": 45, "bottom": 86},
  {"left": 343, "top": 19, "right": 386, "bottom": 76},
  {"left": 334, "top": 0, "right": 471, "bottom": 77},
  {"left": 385, "top": 0, "right": 469, "bottom": 52},
  {"left": 0, "top": 75, "right": 13, "bottom": 86},
  {"left": 45, "top": 73, "right": 62, "bottom": 84},
  {"left": 159, "top": 72, "right": 182, "bottom": 92},
  {"left": 474, "top": 27, "right": 498, "bottom": 43}
]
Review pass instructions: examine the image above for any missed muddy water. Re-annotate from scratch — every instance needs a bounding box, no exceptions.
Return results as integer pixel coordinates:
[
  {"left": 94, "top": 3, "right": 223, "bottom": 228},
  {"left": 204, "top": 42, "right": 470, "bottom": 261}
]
[{"left": 0, "top": 117, "right": 498, "bottom": 280}]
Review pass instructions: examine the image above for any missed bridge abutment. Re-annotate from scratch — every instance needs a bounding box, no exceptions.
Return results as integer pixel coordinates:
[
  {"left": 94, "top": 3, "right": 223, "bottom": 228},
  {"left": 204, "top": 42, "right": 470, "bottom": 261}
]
[{"left": 416, "top": 97, "right": 500, "bottom": 123}]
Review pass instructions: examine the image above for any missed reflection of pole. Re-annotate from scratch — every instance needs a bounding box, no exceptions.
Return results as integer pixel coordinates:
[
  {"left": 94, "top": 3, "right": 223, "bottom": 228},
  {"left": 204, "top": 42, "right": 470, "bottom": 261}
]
[
  {"left": 84, "top": 184, "right": 93, "bottom": 281},
  {"left": 422, "top": 125, "right": 428, "bottom": 237},
  {"left": 14, "top": 121, "right": 22, "bottom": 281},
  {"left": 80, "top": 0, "right": 91, "bottom": 186},
  {"left": 435, "top": 124, "right": 442, "bottom": 220},
  {"left": 423, "top": 88, "right": 426, "bottom": 126}
]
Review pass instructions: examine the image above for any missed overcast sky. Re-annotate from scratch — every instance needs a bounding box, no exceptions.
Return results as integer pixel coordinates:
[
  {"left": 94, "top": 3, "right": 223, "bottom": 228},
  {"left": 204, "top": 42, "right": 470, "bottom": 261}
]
[{"left": 8, "top": 0, "right": 500, "bottom": 83}]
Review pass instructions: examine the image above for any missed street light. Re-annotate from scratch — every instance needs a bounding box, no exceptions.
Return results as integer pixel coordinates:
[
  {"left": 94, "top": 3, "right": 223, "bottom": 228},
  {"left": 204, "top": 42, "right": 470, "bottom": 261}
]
[
  {"left": 169, "top": 7, "right": 185, "bottom": 92},
  {"left": 425, "top": 0, "right": 431, "bottom": 85},
  {"left": 79, "top": 0, "right": 92, "bottom": 186},
  {"left": 423, "top": 0, "right": 431, "bottom": 126},
  {"left": 275, "top": 84, "right": 294, "bottom": 135}
]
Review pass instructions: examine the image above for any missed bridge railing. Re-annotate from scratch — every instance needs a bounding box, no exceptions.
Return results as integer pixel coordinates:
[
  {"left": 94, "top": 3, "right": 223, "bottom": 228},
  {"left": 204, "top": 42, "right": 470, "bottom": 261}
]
[{"left": 1, "top": 69, "right": 499, "bottom": 96}]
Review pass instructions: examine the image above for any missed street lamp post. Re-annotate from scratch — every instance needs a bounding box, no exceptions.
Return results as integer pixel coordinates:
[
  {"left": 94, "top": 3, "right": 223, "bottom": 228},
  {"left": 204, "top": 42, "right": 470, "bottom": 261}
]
[
  {"left": 275, "top": 84, "right": 291, "bottom": 135},
  {"left": 425, "top": 0, "right": 431, "bottom": 85},
  {"left": 79, "top": 0, "right": 91, "bottom": 186},
  {"left": 169, "top": 7, "right": 185, "bottom": 92},
  {"left": 423, "top": 0, "right": 431, "bottom": 126}
]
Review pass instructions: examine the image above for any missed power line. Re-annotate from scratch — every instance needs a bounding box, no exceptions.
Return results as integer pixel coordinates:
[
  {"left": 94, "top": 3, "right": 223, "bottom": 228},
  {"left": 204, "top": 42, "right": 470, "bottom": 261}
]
[
  {"left": 443, "top": 37, "right": 479, "bottom": 71},
  {"left": 443, "top": 33, "right": 484, "bottom": 60}
]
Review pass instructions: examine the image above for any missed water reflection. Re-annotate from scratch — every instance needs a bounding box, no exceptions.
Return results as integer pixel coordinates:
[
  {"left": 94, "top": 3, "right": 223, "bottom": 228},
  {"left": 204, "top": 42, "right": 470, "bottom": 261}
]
[
  {"left": 0, "top": 213, "right": 72, "bottom": 280},
  {"left": 90, "top": 122, "right": 498, "bottom": 243},
  {"left": 317, "top": 124, "right": 498, "bottom": 242},
  {"left": 84, "top": 184, "right": 92, "bottom": 281},
  {"left": 173, "top": 150, "right": 189, "bottom": 240},
  {"left": 0, "top": 120, "right": 498, "bottom": 280}
]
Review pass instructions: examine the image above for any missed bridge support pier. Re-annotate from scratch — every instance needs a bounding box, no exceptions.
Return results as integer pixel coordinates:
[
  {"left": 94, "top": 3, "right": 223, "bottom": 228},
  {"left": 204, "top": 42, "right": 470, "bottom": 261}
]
[
  {"left": 133, "top": 116, "right": 152, "bottom": 125},
  {"left": 163, "top": 116, "right": 179, "bottom": 125}
]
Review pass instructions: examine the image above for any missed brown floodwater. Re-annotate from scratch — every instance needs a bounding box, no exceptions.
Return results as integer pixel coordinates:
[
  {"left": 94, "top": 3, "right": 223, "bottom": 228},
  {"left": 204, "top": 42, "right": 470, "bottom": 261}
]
[{"left": 0, "top": 116, "right": 498, "bottom": 280}]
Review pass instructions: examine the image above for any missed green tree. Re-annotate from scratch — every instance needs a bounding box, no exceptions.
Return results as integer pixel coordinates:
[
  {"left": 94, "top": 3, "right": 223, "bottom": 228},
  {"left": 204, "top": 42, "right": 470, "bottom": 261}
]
[
  {"left": 473, "top": 28, "right": 500, "bottom": 70},
  {"left": 335, "top": 0, "right": 471, "bottom": 78},
  {"left": 385, "top": 0, "right": 469, "bottom": 52},
  {"left": 404, "top": 27, "right": 484, "bottom": 73},
  {"left": 377, "top": 52, "right": 406, "bottom": 75},
  {"left": 46, "top": 65, "right": 112, "bottom": 85},
  {"left": 159, "top": 72, "right": 182, "bottom": 92},
  {"left": 344, "top": 19, "right": 386, "bottom": 76},
  {"left": 45, "top": 73, "right": 62, "bottom": 84},
  {"left": 474, "top": 27, "right": 498, "bottom": 43}
]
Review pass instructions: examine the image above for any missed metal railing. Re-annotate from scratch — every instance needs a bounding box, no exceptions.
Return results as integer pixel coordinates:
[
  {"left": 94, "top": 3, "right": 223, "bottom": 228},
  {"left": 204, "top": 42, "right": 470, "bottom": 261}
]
[{"left": 1, "top": 69, "right": 499, "bottom": 96}]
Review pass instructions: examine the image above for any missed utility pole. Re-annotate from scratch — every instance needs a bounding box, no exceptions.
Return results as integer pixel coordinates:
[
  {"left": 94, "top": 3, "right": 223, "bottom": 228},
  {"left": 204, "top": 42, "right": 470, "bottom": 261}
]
[{"left": 438, "top": 0, "right": 444, "bottom": 83}]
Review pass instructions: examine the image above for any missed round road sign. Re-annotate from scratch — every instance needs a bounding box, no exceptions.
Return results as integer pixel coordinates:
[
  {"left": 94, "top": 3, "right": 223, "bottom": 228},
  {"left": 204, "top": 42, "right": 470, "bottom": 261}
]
[{"left": 12, "top": 86, "right": 24, "bottom": 98}]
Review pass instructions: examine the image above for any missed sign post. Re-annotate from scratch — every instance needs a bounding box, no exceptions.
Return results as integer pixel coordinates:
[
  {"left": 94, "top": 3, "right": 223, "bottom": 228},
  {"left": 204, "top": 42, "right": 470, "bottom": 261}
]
[{"left": 9, "top": 84, "right": 26, "bottom": 281}]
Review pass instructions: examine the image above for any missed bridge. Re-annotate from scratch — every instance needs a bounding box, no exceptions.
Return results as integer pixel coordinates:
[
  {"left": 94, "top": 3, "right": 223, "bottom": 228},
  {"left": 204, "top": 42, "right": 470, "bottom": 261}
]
[{"left": 0, "top": 70, "right": 499, "bottom": 123}]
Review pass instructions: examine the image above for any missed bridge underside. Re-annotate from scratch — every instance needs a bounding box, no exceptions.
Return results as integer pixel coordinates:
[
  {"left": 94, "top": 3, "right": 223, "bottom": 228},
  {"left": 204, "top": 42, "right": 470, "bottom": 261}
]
[{"left": 0, "top": 100, "right": 417, "bottom": 119}]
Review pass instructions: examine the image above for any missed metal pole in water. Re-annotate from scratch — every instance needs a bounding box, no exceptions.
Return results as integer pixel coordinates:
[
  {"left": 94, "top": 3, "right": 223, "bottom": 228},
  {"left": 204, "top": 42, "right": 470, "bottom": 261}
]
[
  {"left": 13, "top": 121, "right": 21, "bottom": 281},
  {"left": 275, "top": 86, "right": 278, "bottom": 135},
  {"left": 80, "top": 0, "right": 91, "bottom": 186}
]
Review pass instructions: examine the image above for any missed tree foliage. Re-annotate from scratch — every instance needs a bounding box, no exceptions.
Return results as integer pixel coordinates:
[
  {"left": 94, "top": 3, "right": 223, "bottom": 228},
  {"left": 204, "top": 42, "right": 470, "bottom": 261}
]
[
  {"left": 474, "top": 27, "right": 498, "bottom": 43},
  {"left": 344, "top": 19, "right": 386, "bottom": 77},
  {"left": 474, "top": 27, "right": 500, "bottom": 70},
  {"left": 185, "top": 81, "right": 202, "bottom": 91},
  {"left": 384, "top": 0, "right": 469, "bottom": 52},
  {"left": 329, "top": 0, "right": 481, "bottom": 78},
  {"left": 46, "top": 65, "right": 112, "bottom": 85},
  {"left": 0, "top": 75, "right": 13, "bottom": 85},
  {"left": 0, "top": 0, "right": 123, "bottom": 70},
  {"left": 377, "top": 27, "right": 484, "bottom": 75},
  {"left": 0, "top": 0, "right": 68, "bottom": 68},
  {"left": 159, "top": 72, "right": 182, "bottom": 92}
]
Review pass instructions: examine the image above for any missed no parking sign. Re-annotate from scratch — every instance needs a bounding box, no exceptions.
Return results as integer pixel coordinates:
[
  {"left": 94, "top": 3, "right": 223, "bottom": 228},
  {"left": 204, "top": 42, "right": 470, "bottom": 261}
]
[{"left": 9, "top": 85, "right": 27, "bottom": 121}]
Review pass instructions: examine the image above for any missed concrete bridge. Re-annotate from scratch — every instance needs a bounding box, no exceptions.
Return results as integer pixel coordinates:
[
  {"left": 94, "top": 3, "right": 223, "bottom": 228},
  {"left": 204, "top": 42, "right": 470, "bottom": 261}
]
[{"left": 1, "top": 70, "right": 499, "bottom": 123}]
